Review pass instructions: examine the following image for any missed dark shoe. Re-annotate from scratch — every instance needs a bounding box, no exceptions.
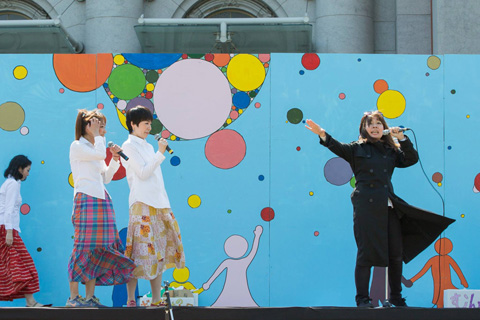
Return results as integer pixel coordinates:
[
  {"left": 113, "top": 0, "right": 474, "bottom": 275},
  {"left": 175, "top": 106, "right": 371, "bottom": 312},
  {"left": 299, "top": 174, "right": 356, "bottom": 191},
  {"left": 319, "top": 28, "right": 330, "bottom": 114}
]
[
  {"left": 390, "top": 297, "right": 408, "bottom": 307},
  {"left": 356, "top": 297, "right": 374, "bottom": 308}
]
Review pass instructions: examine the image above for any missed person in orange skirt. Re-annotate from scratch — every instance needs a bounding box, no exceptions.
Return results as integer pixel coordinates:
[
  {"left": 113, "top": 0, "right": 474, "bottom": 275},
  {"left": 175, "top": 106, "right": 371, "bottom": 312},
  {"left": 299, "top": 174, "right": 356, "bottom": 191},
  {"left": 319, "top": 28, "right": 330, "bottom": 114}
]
[
  {"left": 67, "top": 109, "right": 135, "bottom": 307},
  {"left": 0, "top": 155, "right": 50, "bottom": 307},
  {"left": 122, "top": 106, "right": 185, "bottom": 307}
]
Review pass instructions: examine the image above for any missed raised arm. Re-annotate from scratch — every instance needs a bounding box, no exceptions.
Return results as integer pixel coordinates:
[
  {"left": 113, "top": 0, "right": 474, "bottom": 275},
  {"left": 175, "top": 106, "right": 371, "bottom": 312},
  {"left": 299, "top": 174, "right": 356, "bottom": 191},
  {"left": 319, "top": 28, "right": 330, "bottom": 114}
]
[{"left": 306, "top": 119, "right": 354, "bottom": 163}]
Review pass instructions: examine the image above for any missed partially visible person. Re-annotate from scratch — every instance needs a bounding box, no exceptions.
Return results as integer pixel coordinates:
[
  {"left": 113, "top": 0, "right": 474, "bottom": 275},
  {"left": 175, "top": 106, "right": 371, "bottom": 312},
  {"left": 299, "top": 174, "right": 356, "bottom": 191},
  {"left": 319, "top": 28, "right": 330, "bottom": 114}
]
[
  {"left": 122, "top": 106, "right": 185, "bottom": 307},
  {"left": 67, "top": 109, "right": 135, "bottom": 307},
  {"left": 0, "top": 155, "right": 51, "bottom": 307}
]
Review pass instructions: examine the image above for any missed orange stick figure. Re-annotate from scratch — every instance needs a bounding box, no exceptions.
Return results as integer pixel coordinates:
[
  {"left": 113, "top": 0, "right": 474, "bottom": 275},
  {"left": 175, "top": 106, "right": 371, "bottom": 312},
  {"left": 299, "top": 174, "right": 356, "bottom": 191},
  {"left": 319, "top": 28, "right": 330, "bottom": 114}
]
[{"left": 409, "top": 237, "right": 468, "bottom": 308}]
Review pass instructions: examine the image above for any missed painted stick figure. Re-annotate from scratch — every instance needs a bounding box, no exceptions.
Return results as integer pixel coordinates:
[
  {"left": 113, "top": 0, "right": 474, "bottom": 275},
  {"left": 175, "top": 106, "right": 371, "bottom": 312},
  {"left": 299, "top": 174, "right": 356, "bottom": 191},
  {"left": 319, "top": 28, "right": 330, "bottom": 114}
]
[
  {"left": 408, "top": 237, "right": 468, "bottom": 308},
  {"left": 202, "top": 225, "right": 263, "bottom": 307}
]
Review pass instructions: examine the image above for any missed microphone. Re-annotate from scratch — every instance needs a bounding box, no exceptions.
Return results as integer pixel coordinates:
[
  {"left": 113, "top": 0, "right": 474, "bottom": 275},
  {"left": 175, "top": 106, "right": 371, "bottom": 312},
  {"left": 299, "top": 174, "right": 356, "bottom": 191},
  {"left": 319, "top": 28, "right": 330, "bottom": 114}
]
[
  {"left": 382, "top": 127, "right": 410, "bottom": 136},
  {"left": 154, "top": 134, "right": 174, "bottom": 154},
  {"left": 107, "top": 141, "right": 129, "bottom": 161}
]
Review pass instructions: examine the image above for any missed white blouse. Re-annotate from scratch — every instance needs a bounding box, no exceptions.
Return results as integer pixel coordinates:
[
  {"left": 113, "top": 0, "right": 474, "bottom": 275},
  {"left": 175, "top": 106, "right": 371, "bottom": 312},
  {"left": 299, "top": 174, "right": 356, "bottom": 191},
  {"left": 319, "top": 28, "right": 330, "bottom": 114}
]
[
  {"left": 0, "top": 176, "right": 22, "bottom": 232},
  {"left": 122, "top": 134, "right": 170, "bottom": 209},
  {"left": 69, "top": 136, "right": 120, "bottom": 199}
]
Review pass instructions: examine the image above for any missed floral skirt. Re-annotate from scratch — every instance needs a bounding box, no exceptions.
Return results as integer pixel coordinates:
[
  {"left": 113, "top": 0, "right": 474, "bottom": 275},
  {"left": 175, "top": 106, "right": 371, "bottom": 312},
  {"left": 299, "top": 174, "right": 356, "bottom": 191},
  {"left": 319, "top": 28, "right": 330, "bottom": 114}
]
[
  {"left": 125, "top": 202, "right": 185, "bottom": 280},
  {"left": 68, "top": 192, "right": 135, "bottom": 285},
  {"left": 0, "top": 225, "right": 39, "bottom": 301}
]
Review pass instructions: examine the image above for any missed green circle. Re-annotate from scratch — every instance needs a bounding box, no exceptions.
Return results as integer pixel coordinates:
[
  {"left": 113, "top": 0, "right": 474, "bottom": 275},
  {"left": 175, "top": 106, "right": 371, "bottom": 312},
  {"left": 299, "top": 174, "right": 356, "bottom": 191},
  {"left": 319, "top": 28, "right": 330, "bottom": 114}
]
[
  {"left": 287, "top": 108, "right": 303, "bottom": 124},
  {"left": 151, "top": 119, "right": 163, "bottom": 135},
  {"left": 188, "top": 54, "right": 204, "bottom": 59},
  {"left": 146, "top": 70, "right": 159, "bottom": 83},
  {"left": 249, "top": 91, "right": 258, "bottom": 98},
  {"left": 108, "top": 64, "right": 146, "bottom": 100},
  {"left": 227, "top": 209, "right": 232, "bottom": 214},
  {"left": 350, "top": 176, "right": 356, "bottom": 188}
]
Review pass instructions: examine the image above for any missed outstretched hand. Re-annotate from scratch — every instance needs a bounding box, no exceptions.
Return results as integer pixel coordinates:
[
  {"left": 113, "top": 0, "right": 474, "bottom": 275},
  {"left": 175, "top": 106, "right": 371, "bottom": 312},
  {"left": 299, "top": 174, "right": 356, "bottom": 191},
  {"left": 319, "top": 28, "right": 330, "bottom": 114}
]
[{"left": 305, "top": 119, "right": 326, "bottom": 138}]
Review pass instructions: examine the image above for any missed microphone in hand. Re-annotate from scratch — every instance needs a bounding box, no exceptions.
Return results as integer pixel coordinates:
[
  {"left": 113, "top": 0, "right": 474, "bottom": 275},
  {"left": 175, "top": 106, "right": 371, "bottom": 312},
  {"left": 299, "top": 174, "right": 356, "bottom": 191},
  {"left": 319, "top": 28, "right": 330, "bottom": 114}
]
[
  {"left": 154, "top": 134, "right": 174, "bottom": 154},
  {"left": 107, "top": 141, "right": 129, "bottom": 161},
  {"left": 382, "top": 127, "right": 410, "bottom": 136}
]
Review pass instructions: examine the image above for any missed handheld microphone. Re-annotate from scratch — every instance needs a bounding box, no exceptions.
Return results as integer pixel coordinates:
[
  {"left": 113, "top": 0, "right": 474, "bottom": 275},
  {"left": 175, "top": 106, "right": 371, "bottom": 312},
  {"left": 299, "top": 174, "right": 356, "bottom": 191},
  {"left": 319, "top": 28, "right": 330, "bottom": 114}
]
[
  {"left": 154, "top": 134, "right": 174, "bottom": 154},
  {"left": 107, "top": 141, "right": 129, "bottom": 161},
  {"left": 382, "top": 127, "right": 410, "bottom": 136}
]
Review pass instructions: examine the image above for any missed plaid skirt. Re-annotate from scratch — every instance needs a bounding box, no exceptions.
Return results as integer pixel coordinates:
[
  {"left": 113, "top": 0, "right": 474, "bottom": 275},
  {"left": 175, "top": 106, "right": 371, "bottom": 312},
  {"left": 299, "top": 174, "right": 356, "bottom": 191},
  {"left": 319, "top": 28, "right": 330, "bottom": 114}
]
[
  {"left": 0, "top": 225, "right": 39, "bottom": 301},
  {"left": 125, "top": 202, "right": 185, "bottom": 280},
  {"left": 68, "top": 192, "right": 135, "bottom": 285}
]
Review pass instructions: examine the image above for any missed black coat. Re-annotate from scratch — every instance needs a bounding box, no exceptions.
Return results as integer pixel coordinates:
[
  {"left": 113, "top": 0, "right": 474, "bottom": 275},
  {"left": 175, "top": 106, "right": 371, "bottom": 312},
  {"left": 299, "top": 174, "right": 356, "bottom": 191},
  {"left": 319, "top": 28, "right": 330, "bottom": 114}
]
[{"left": 320, "top": 133, "right": 454, "bottom": 266}]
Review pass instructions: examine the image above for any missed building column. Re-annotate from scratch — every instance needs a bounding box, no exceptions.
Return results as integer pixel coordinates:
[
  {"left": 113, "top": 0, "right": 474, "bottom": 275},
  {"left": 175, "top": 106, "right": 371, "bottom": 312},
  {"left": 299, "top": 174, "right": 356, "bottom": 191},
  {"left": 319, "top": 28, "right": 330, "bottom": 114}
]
[
  {"left": 85, "top": 0, "right": 143, "bottom": 53},
  {"left": 314, "top": 0, "right": 374, "bottom": 53}
]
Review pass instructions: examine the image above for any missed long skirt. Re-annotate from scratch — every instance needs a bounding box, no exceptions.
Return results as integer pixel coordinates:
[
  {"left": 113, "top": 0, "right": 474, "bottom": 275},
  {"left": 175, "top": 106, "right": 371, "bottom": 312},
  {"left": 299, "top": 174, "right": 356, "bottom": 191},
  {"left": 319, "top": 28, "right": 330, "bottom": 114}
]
[
  {"left": 125, "top": 202, "right": 185, "bottom": 280},
  {"left": 0, "top": 225, "right": 39, "bottom": 301},
  {"left": 68, "top": 192, "right": 135, "bottom": 285}
]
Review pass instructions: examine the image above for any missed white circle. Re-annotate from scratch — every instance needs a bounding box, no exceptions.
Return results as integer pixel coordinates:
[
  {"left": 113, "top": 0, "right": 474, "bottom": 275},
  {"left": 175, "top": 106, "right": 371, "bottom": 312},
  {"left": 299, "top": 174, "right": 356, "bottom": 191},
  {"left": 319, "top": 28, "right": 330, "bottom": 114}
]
[
  {"left": 20, "top": 126, "right": 29, "bottom": 135},
  {"left": 117, "top": 100, "right": 127, "bottom": 110}
]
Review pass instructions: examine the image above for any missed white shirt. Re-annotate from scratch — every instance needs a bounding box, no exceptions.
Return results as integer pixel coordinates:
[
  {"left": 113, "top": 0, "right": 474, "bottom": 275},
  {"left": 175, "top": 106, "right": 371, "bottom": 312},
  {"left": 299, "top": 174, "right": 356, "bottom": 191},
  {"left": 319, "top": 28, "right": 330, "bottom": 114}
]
[
  {"left": 69, "top": 136, "right": 120, "bottom": 199},
  {"left": 0, "top": 176, "right": 22, "bottom": 232},
  {"left": 122, "top": 134, "right": 170, "bottom": 209}
]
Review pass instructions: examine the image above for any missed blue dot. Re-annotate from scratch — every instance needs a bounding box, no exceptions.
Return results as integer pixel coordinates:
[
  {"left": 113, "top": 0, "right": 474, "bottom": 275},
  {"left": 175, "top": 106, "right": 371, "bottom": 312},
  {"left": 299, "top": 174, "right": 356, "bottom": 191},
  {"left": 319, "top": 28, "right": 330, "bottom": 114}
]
[
  {"left": 113, "top": 97, "right": 119, "bottom": 103},
  {"left": 103, "top": 83, "right": 108, "bottom": 88},
  {"left": 258, "top": 175, "right": 265, "bottom": 181},
  {"left": 447, "top": 146, "right": 452, "bottom": 150},
  {"left": 299, "top": 70, "right": 305, "bottom": 75},
  {"left": 176, "top": 137, "right": 180, "bottom": 141},
  {"left": 357, "top": 58, "right": 362, "bottom": 62},
  {"left": 170, "top": 156, "right": 181, "bottom": 166},
  {"left": 153, "top": 114, "right": 158, "bottom": 119},
  {"left": 232, "top": 92, "right": 250, "bottom": 109},
  {"left": 143, "top": 89, "right": 147, "bottom": 93}
]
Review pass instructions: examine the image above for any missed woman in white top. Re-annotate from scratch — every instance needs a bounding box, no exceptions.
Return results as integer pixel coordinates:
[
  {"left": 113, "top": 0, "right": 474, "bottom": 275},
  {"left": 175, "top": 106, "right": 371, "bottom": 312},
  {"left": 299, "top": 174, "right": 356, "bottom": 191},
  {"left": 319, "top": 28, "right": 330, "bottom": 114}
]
[
  {"left": 67, "top": 109, "right": 135, "bottom": 307},
  {"left": 122, "top": 106, "right": 185, "bottom": 307},
  {"left": 0, "top": 155, "right": 50, "bottom": 306}
]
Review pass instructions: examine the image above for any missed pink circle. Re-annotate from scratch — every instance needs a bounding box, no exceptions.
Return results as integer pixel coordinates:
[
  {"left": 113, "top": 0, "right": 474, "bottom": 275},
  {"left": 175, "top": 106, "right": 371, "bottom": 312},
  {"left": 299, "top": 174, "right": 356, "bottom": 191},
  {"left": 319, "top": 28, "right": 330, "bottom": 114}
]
[
  {"left": 20, "top": 203, "right": 30, "bottom": 215},
  {"left": 161, "top": 130, "right": 170, "bottom": 139},
  {"left": 97, "top": 103, "right": 104, "bottom": 109},
  {"left": 255, "top": 102, "right": 261, "bottom": 108},
  {"left": 155, "top": 59, "right": 231, "bottom": 139},
  {"left": 258, "top": 54, "right": 270, "bottom": 63},
  {"left": 339, "top": 93, "right": 346, "bottom": 100},
  {"left": 230, "top": 110, "right": 239, "bottom": 120},
  {"left": 59, "top": 88, "right": 64, "bottom": 93},
  {"left": 205, "top": 129, "right": 246, "bottom": 169},
  {"left": 314, "top": 231, "right": 319, "bottom": 237}
]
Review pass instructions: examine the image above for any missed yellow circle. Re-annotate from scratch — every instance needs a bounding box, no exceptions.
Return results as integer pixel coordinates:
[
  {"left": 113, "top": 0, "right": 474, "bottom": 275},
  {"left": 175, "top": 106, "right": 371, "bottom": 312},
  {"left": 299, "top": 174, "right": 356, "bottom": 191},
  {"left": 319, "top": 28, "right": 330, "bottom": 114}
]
[
  {"left": 427, "top": 56, "right": 441, "bottom": 70},
  {"left": 226, "top": 119, "right": 232, "bottom": 124},
  {"left": 173, "top": 267, "right": 190, "bottom": 283},
  {"left": 188, "top": 195, "right": 201, "bottom": 208},
  {"left": 227, "top": 54, "right": 266, "bottom": 92},
  {"left": 146, "top": 83, "right": 155, "bottom": 91},
  {"left": 110, "top": 94, "right": 115, "bottom": 99},
  {"left": 437, "top": 182, "right": 442, "bottom": 187},
  {"left": 461, "top": 214, "right": 465, "bottom": 218},
  {"left": 377, "top": 90, "right": 406, "bottom": 119},
  {"left": 170, "top": 135, "right": 176, "bottom": 141},
  {"left": 13, "top": 66, "right": 28, "bottom": 80},
  {"left": 467, "top": 114, "right": 470, "bottom": 119},
  {"left": 113, "top": 54, "right": 125, "bottom": 65},
  {"left": 309, "top": 191, "right": 314, "bottom": 196},
  {"left": 41, "top": 161, "right": 45, "bottom": 164},
  {"left": 68, "top": 173, "right": 74, "bottom": 188},
  {"left": 238, "top": 109, "right": 243, "bottom": 114}
]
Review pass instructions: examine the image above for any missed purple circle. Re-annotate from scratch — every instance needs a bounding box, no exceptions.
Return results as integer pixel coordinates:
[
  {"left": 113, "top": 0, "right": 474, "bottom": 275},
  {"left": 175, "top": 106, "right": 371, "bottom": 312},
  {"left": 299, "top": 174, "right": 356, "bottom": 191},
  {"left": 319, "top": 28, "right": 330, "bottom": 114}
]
[
  {"left": 324, "top": 157, "right": 353, "bottom": 186},
  {"left": 154, "top": 59, "right": 231, "bottom": 139},
  {"left": 126, "top": 97, "right": 154, "bottom": 114}
]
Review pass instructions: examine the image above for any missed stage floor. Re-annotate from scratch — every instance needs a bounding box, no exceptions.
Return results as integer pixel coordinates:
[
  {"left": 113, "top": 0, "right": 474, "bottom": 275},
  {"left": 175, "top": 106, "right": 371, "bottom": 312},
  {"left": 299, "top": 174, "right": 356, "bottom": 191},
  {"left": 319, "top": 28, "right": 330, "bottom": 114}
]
[{"left": 0, "top": 306, "right": 479, "bottom": 320}]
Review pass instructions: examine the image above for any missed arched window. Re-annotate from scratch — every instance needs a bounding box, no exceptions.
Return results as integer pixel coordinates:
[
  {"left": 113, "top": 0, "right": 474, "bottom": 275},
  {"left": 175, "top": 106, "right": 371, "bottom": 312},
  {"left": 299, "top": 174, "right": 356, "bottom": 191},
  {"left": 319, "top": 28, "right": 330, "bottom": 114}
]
[
  {"left": 185, "top": 0, "right": 276, "bottom": 18},
  {"left": 0, "top": 0, "right": 49, "bottom": 20}
]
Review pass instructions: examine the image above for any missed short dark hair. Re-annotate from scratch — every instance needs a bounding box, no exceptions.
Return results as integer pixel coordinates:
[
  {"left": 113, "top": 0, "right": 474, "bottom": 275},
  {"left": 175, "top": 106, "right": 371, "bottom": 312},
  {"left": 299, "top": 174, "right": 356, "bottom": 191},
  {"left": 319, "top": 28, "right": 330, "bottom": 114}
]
[
  {"left": 4, "top": 155, "right": 32, "bottom": 180},
  {"left": 126, "top": 106, "right": 153, "bottom": 134}
]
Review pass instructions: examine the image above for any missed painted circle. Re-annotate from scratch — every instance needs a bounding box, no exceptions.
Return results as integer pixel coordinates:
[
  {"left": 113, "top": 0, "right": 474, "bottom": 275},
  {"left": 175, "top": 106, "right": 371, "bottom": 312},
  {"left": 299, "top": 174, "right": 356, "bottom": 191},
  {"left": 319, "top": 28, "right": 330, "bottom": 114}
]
[
  {"left": 20, "top": 204, "right": 30, "bottom": 215},
  {"left": 13, "top": 66, "right": 27, "bottom": 80},
  {"left": 324, "top": 157, "right": 353, "bottom": 186},
  {"left": 339, "top": 93, "right": 346, "bottom": 100},
  {"left": 108, "top": 64, "right": 146, "bottom": 100},
  {"left": 205, "top": 129, "right": 246, "bottom": 169},
  {"left": 170, "top": 156, "right": 181, "bottom": 166},
  {"left": 213, "top": 54, "right": 231, "bottom": 67},
  {"left": 20, "top": 126, "right": 29, "bottom": 135},
  {"left": 287, "top": 108, "right": 303, "bottom": 124},
  {"left": 314, "top": 231, "right": 319, "bottom": 237},
  {"left": 427, "top": 56, "right": 441, "bottom": 70},
  {"left": 0, "top": 102, "right": 25, "bottom": 131},
  {"left": 301, "top": 53, "right": 320, "bottom": 70},
  {"left": 227, "top": 54, "right": 266, "bottom": 92},
  {"left": 173, "top": 267, "right": 190, "bottom": 283},
  {"left": 432, "top": 172, "right": 443, "bottom": 183},
  {"left": 232, "top": 92, "right": 250, "bottom": 109},
  {"left": 68, "top": 172, "right": 74, "bottom": 188},
  {"left": 155, "top": 59, "right": 232, "bottom": 139},
  {"left": 188, "top": 195, "right": 201, "bottom": 208},
  {"left": 377, "top": 90, "right": 406, "bottom": 119},
  {"left": 374, "top": 79, "right": 389, "bottom": 94},
  {"left": 261, "top": 207, "right": 275, "bottom": 222},
  {"left": 113, "top": 54, "right": 125, "bottom": 65}
]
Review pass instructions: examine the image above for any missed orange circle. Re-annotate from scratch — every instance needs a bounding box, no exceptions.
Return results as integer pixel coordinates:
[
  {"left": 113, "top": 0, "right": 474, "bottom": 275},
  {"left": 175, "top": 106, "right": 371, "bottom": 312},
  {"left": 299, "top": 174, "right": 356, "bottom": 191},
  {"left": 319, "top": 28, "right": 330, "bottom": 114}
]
[
  {"left": 374, "top": 79, "right": 389, "bottom": 94},
  {"left": 213, "top": 54, "right": 231, "bottom": 67},
  {"left": 53, "top": 54, "right": 113, "bottom": 92}
]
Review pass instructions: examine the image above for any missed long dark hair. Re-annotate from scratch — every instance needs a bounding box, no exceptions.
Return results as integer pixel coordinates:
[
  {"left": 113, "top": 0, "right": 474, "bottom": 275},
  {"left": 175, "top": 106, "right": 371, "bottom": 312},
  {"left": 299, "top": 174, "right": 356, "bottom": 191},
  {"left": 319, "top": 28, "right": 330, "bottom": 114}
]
[
  {"left": 74, "top": 109, "right": 107, "bottom": 140},
  {"left": 358, "top": 111, "right": 399, "bottom": 150},
  {"left": 4, "top": 155, "right": 32, "bottom": 180}
]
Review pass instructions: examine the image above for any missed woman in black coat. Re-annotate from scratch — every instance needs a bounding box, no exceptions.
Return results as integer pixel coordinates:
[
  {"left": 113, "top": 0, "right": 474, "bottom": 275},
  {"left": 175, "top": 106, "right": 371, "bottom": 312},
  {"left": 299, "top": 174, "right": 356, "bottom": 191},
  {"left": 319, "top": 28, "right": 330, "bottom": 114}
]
[{"left": 305, "top": 111, "right": 454, "bottom": 308}]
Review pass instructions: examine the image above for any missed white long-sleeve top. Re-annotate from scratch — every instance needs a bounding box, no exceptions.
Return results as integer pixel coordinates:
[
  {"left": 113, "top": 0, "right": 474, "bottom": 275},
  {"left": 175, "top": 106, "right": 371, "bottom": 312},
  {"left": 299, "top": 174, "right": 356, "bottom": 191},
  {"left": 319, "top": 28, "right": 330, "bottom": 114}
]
[
  {"left": 122, "top": 134, "right": 170, "bottom": 209},
  {"left": 69, "top": 136, "right": 120, "bottom": 199},
  {"left": 0, "top": 176, "right": 22, "bottom": 232}
]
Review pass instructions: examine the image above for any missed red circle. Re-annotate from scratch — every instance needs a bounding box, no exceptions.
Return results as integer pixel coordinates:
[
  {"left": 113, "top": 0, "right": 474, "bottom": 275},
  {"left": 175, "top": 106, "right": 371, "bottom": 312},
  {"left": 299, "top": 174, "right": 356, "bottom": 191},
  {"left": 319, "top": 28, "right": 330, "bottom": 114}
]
[
  {"left": 314, "top": 231, "right": 319, "bottom": 237},
  {"left": 20, "top": 204, "right": 30, "bottom": 215},
  {"left": 296, "top": 146, "right": 301, "bottom": 151},
  {"left": 145, "top": 91, "right": 153, "bottom": 99},
  {"left": 301, "top": 53, "right": 320, "bottom": 70},
  {"left": 432, "top": 172, "right": 443, "bottom": 183},
  {"left": 261, "top": 207, "right": 275, "bottom": 222},
  {"left": 205, "top": 53, "right": 214, "bottom": 61},
  {"left": 474, "top": 173, "right": 480, "bottom": 190}
]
